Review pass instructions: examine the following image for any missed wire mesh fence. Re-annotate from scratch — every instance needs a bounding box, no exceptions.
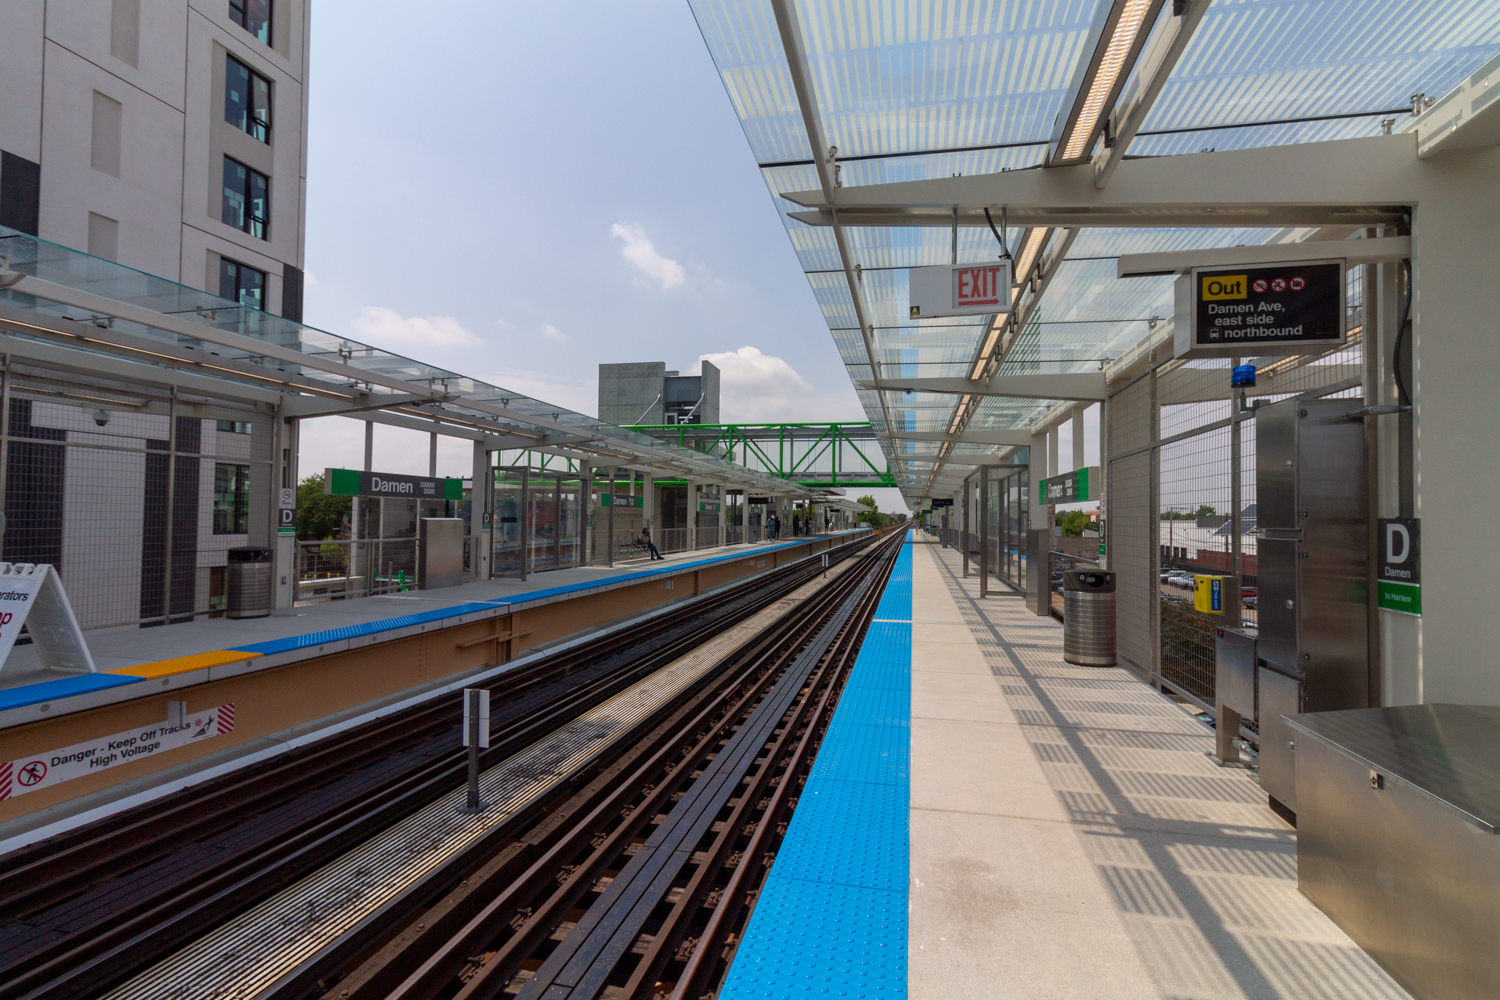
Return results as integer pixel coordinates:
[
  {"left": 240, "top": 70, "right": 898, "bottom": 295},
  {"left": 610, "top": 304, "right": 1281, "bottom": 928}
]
[
  {"left": 1105, "top": 288, "right": 1367, "bottom": 710},
  {"left": 1, "top": 395, "right": 272, "bottom": 631}
]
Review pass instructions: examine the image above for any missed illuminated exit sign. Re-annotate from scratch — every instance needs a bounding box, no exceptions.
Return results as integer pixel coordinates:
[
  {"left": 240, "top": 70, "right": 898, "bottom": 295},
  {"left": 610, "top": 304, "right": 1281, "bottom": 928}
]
[{"left": 908, "top": 259, "right": 1014, "bottom": 318}]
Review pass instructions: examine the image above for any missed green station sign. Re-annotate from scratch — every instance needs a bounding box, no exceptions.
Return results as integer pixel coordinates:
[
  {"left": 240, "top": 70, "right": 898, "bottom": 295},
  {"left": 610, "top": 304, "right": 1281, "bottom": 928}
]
[
  {"left": 599, "top": 493, "right": 644, "bottom": 509},
  {"left": 1041, "top": 466, "right": 1099, "bottom": 504},
  {"left": 324, "top": 468, "right": 462, "bottom": 500}
]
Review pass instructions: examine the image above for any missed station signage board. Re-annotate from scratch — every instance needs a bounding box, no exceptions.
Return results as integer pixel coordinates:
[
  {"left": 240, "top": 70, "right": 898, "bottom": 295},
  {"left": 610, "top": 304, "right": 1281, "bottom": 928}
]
[
  {"left": 1041, "top": 466, "right": 1099, "bottom": 504},
  {"left": 909, "top": 259, "right": 1014, "bottom": 319},
  {"left": 929, "top": 498, "right": 953, "bottom": 508},
  {"left": 1378, "top": 517, "right": 1421, "bottom": 615},
  {"left": 324, "top": 468, "right": 463, "bottom": 500},
  {"left": 748, "top": 496, "right": 771, "bottom": 505},
  {"left": 699, "top": 500, "right": 721, "bottom": 513},
  {"left": 1185, "top": 260, "right": 1345, "bottom": 355},
  {"left": 599, "top": 493, "right": 643, "bottom": 509}
]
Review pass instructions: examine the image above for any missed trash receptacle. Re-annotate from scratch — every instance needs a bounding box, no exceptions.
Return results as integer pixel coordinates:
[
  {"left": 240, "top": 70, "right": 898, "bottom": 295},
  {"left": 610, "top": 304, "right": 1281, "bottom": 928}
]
[
  {"left": 1063, "top": 570, "right": 1115, "bottom": 666},
  {"left": 227, "top": 546, "right": 273, "bottom": 619}
]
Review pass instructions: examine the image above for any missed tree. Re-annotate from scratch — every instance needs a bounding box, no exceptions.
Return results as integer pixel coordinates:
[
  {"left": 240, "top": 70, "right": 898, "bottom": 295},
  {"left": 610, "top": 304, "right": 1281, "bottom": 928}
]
[
  {"left": 1195, "top": 504, "right": 1217, "bottom": 517},
  {"left": 854, "top": 494, "right": 887, "bottom": 526},
  {"left": 297, "top": 474, "right": 351, "bottom": 541},
  {"left": 1056, "top": 510, "right": 1091, "bottom": 537}
]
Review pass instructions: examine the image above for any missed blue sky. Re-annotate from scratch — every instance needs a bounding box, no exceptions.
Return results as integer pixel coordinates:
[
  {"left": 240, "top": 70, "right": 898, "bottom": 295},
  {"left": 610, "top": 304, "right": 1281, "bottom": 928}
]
[{"left": 298, "top": 1, "right": 907, "bottom": 509}]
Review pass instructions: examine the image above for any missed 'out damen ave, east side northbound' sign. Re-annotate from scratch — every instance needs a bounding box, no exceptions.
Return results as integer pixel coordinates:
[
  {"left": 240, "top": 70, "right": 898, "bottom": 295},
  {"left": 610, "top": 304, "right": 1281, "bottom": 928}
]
[{"left": 1184, "top": 260, "right": 1345, "bottom": 356}]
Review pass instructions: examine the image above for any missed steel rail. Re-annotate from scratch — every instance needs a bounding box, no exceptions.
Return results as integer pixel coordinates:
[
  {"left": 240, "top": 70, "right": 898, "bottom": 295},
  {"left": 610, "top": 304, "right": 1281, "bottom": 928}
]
[
  {"left": 302, "top": 532, "right": 903, "bottom": 1000},
  {"left": 0, "top": 538, "right": 876, "bottom": 1000}
]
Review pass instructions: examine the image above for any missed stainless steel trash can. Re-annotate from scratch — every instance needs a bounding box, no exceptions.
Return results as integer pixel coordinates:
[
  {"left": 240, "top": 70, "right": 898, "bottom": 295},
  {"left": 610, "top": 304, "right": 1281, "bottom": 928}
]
[
  {"left": 1062, "top": 570, "right": 1115, "bottom": 666},
  {"left": 227, "top": 546, "right": 273, "bottom": 619}
]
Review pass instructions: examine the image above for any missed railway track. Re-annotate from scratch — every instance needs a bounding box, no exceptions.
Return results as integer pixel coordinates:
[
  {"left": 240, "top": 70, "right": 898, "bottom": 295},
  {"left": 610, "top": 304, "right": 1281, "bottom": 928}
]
[
  {"left": 0, "top": 534, "right": 885, "bottom": 1000},
  {"left": 288, "top": 530, "right": 904, "bottom": 1000}
]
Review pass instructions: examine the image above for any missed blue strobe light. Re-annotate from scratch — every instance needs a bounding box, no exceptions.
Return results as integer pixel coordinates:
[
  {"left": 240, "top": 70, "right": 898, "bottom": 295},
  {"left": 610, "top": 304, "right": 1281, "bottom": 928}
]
[{"left": 1231, "top": 364, "right": 1257, "bottom": 388}]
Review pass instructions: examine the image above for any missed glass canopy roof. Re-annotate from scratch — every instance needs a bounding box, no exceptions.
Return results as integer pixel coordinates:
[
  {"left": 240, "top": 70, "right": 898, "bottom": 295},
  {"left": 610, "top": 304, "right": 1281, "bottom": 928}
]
[
  {"left": 690, "top": 0, "right": 1500, "bottom": 500},
  {"left": 0, "top": 226, "right": 817, "bottom": 496}
]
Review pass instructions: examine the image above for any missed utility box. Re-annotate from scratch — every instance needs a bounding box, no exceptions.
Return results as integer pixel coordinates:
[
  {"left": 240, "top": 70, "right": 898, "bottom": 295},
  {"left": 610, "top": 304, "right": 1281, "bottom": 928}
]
[
  {"left": 1254, "top": 397, "right": 1369, "bottom": 815},
  {"left": 419, "top": 518, "right": 465, "bottom": 590},
  {"left": 226, "top": 546, "right": 273, "bottom": 619},
  {"left": 1290, "top": 705, "right": 1500, "bottom": 1000}
]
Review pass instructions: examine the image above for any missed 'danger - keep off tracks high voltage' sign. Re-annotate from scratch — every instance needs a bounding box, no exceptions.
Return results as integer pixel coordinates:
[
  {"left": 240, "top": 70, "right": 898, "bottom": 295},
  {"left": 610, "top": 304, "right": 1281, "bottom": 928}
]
[{"left": 1189, "top": 260, "right": 1345, "bottom": 354}]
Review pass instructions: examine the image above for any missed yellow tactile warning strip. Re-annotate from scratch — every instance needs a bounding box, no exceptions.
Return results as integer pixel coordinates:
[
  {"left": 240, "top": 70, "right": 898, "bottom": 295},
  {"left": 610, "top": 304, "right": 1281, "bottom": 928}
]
[{"left": 108, "top": 650, "right": 263, "bottom": 679}]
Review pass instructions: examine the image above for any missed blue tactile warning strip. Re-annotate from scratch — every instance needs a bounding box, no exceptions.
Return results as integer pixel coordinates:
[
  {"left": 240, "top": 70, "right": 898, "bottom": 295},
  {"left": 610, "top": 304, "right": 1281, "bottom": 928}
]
[
  {"left": 721, "top": 531, "right": 912, "bottom": 1000},
  {"left": 0, "top": 673, "right": 144, "bottom": 713}
]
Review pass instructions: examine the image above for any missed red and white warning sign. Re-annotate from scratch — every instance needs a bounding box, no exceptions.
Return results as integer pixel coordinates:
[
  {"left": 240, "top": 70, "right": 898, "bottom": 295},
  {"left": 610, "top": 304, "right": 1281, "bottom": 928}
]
[
  {"left": 0, "top": 704, "right": 235, "bottom": 801},
  {"left": 1251, "top": 278, "right": 1268, "bottom": 293},
  {"left": 1289, "top": 276, "right": 1306, "bottom": 291}
]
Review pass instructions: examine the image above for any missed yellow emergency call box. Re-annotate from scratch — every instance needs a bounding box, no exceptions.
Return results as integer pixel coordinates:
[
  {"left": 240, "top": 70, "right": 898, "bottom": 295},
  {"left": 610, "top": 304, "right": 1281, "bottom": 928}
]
[{"left": 1194, "top": 575, "right": 1227, "bottom": 614}]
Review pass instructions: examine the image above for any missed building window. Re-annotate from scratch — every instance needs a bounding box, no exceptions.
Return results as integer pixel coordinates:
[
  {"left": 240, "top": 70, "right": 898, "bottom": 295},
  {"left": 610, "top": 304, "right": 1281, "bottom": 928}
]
[
  {"left": 213, "top": 463, "right": 249, "bottom": 534},
  {"left": 216, "top": 419, "right": 252, "bottom": 434},
  {"left": 225, "top": 55, "right": 271, "bottom": 143},
  {"left": 219, "top": 257, "right": 266, "bottom": 310},
  {"left": 229, "top": 0, "right": 271, "bottom": 45},
  {"left": 222, "top": 157, "right": 268, "bottom": 239}
]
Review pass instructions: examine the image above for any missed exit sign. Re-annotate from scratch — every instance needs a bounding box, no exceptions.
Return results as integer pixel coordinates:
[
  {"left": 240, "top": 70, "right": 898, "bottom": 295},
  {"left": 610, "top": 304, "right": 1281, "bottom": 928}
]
[{"left": 909, "top": 260, "right": 1014, "bottom": 318}]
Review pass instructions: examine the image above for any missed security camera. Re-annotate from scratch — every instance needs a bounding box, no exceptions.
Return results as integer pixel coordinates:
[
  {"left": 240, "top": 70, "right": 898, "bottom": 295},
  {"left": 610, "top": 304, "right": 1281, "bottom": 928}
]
[{"left": 93, "top": 409, "right": 111, "bottom": 427}]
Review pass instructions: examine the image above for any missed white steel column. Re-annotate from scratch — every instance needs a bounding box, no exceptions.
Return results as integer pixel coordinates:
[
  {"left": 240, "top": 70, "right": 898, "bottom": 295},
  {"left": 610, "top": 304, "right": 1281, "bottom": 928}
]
[
  {"left": 273, "top": 411, "right": 298, "bottom": 609},
  {"left": 1029, "top": 430, "right": 1049, "bottom": 617},
  {"left": 473, "top": 440, "right": 491, "bottom": 580},
  {"left": 687, "top": 480, "right": 699, "bottom": 551},
  {"left": 1072, "top": 405, "right": 1087, "bottom": 472}
]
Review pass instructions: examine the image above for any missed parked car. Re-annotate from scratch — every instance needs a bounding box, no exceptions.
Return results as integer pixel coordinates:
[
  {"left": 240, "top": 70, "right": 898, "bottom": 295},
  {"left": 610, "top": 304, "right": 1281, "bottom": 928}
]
[{"left": 1168, "top": 572, "right": 1195, "bottom": 589}]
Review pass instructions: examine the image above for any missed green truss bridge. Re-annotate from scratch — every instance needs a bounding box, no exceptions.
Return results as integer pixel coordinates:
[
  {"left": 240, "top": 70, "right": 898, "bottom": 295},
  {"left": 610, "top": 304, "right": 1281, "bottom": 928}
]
[{"left": 626, "top": 422, "right": 894, "bottom": 489}]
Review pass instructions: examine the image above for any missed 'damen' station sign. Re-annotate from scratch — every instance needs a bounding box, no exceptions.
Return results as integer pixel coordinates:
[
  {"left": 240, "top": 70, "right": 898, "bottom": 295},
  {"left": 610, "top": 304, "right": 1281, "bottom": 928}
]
[{"left": 1190, "top": 260, "right": 1345, "bottom": 353}]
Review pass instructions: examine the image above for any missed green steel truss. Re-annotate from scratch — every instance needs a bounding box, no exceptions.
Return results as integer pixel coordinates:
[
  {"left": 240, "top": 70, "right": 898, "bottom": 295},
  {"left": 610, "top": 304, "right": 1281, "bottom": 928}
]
[{"left": 626, "top": 422, "right": 894, "bottom": 488}]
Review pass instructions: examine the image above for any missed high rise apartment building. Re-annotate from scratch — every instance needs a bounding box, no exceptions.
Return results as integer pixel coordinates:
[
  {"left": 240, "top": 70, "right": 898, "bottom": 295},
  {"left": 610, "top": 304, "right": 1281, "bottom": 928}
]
[{"left": 0, "top": 0, "right": 309, "bottom": 319}]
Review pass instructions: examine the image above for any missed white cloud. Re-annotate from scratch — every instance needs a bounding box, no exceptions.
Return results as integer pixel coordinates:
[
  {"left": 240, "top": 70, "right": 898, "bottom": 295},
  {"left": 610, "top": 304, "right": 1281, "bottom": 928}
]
[
  {"left": 350, "top": 306, "right": 481, "bottom": 349},
  {"left": 610, "top": 223, "right": 685, "bottom": 290},
  {"left": 698, "top": 346, "right": 836, "bottom": 422},
  {"left": 540, "top": 323, "right": 568, "bottom": 342}
]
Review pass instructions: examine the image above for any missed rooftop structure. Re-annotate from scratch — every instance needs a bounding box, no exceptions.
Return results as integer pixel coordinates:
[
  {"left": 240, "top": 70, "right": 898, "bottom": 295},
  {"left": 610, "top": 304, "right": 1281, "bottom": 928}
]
[{"left": 598, "top": 360, "right": 721, "bottom": 426}]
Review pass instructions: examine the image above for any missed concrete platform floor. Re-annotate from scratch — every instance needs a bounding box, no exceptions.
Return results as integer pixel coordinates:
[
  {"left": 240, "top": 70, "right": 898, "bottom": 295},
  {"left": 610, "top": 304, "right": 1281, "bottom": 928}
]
[
  {"left": 907, "top": 537, "right": 1411, "bottom": 1000},
  {"left": 0, "top": 535, "right": 829, "bottom": 692}
]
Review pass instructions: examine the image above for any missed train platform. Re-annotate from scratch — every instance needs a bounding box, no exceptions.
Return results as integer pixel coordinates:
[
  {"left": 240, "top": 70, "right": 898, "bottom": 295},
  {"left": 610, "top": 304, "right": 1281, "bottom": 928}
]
[
  {"left": 0, "top": 531, "right": 865, "bottom": 713},
  {"left": 724, "top": 532, "right": 1414, "bottom": 999},
  {"left": 0, "top": 531, "right": 870, "bottom": 826}
]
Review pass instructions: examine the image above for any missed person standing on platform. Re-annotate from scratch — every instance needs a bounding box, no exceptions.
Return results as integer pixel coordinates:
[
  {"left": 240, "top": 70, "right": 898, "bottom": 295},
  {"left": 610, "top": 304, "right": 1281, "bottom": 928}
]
[{"left": 641, "top": 525, "right": 663, "bottom": 560}]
